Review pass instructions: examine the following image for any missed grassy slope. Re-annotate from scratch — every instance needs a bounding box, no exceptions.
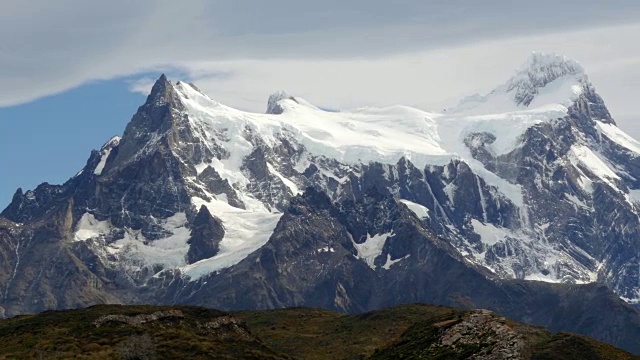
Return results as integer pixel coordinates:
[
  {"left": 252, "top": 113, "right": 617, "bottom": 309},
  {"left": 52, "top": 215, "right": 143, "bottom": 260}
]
[
  {"left": 0, "top": 304, "right": 288, "bottom": 360},
  {"left": 237, "top": 304, "right": 639, "bottom": 360},
  {"left": 236, "top": 304, "right": 456, "bottom": 359},
  {"left": 0, "top": 304, "right": 637, "bottom": 359}
]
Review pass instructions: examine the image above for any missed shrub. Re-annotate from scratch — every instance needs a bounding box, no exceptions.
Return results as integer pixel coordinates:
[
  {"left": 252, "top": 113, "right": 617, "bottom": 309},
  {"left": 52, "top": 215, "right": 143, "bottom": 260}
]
[{"left": 115, "top": 333, "right": 157, "bottom": 360}]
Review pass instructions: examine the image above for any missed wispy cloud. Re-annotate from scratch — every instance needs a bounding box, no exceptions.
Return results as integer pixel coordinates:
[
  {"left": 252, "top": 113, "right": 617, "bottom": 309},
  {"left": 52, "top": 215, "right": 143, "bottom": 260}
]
[
  {"left": 127, "top": 77, "right": 157, "bottom": 97},
  {"left": 2, "top": 1, "right": 640, "bottom": 136},
  {"left": 140, "top": 24, "right": 640, "bottom": 115}
]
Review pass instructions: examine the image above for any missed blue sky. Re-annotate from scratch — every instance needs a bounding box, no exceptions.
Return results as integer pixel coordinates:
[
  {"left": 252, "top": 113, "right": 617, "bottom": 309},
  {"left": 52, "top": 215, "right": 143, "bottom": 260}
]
[
  {"left": 0, "top": 78, "right": 147, "bottom": 207},
  {"left": 2, "top": 1, "right": 640, "bottom": 210}
]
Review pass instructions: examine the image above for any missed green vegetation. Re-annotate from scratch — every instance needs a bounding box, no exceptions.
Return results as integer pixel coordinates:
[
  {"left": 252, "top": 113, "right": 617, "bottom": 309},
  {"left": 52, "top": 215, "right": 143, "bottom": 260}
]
[
  {"left": 0, "top": 305, "right": 287, "bottom": 359},
  {"left": 236, "top": 305, "right": 456, "bottom": 359},
  {"left": 0, "top": 304, "right": 637, "bottom": 359},
  {"left": 530, "top": 332, "right": 639, "bottom": 360}
]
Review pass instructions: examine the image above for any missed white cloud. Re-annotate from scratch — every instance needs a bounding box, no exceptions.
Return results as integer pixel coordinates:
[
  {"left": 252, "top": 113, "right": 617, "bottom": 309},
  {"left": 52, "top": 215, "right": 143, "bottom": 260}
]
[
  {"left": 149, "top": 24, "right": 640, "bottom": 131},
  {"left": 2, "top": 1, "right": 640, "bottom": 136},
  {"left": 127, "top": 77, "right": 158, "bottom": 97}
]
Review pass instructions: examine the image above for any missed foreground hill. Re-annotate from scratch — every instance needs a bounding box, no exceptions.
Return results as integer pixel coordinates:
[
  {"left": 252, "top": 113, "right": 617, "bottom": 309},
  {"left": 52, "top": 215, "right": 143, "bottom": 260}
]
[{"left": 0, "top": 304, "right": 636, "bottom": 359}]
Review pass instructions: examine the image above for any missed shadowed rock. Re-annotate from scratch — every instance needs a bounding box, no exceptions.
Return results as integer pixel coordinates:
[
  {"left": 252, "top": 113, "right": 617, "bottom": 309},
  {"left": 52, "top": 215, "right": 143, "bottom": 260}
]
[{"left": 186, "top": 205, "right": 225, "bottom": 264}]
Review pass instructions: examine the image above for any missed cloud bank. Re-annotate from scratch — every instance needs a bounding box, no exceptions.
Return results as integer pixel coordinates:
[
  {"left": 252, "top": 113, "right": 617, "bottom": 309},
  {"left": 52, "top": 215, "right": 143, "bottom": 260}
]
[{"left": 2, "top": 1, "right": 640, "bottom": 134}]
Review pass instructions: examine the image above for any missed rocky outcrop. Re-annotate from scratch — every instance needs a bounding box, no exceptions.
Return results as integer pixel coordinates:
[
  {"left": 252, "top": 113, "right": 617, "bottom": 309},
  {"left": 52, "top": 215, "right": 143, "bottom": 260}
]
[
  {"left": 186, "top": 206, "right": 225, "bottom": 264},
  {"left": 94, "top": 309, "right": 185, "bottom": 327},
  {"left": 196, "top": 166, "right": 245, "bottom": 209},
  {"left": 431, "top": 310, "right": 525, "bottom": 359}
]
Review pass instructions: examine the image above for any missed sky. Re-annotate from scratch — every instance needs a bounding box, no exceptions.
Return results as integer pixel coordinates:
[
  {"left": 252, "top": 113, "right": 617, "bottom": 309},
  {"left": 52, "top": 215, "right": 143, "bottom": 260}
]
[{"left": 2, "top": 1, "right": 640, "bottom": 208}]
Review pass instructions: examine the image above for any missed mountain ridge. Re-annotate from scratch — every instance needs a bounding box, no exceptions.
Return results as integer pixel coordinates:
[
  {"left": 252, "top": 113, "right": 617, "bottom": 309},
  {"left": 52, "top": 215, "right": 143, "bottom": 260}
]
[{"left": 1, "top": 52, "right": 640, "bottom": 353}]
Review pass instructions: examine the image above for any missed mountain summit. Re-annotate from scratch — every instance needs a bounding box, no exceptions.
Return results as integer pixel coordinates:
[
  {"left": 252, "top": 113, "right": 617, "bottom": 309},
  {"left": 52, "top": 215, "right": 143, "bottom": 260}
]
[
  {"left": 266, "top": 90, "right": 298, "bottom": 114},
  {"left": 451, "top": 52, "right": 603, "bottom": 117},
  {"left": 1, "top": 54, "right": 640, "bottom": 353},
  {"left": 506, "top": 52, "right": 586, "bottom": 106}
]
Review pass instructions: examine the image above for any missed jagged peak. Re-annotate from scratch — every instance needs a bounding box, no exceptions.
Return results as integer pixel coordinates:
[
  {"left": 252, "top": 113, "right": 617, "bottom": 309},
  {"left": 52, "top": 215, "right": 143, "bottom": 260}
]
[
  {"left": 149, "top": 74, "right": 170, "bottom": 94},
  {"left": 514, "top": 52, "right": 584, "bottom": 76},
  {"left": 266, "top": 90, "right": 299, "bottom": 114},
  {"left": 449, "top": 52, "right": 590, "bottom": 113},
  {"left": 506, "top": 52, "right": 586, "bottom": 106},
  {"left": 144, "top": 74, "right": 177, "bottom": 106}
]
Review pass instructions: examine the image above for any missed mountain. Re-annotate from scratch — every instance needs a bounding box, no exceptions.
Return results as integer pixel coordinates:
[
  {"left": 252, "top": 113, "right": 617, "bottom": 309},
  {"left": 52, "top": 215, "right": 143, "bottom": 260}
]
[
  {"left": 1, "top": 303, "right": 637, "bottom": 359},
  {"left": 1, "top": 52, "right": 640, "bottom": 352}
]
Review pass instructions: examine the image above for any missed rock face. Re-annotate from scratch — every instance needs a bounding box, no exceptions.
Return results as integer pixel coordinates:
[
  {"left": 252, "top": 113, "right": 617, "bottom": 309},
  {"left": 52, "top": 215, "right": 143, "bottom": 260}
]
[
  {"left": 187, "top": 206, "right": 224, "bottom": 264},
  {"left": 2, "top": 54, "right": 640, "bottom": 353}
]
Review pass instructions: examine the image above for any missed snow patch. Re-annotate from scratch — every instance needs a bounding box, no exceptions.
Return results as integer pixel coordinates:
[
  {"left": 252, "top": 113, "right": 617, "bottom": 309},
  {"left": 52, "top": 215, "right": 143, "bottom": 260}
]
[
  {"left": 112, "top": 213, "right": 191, "bottom": 269},
  {"left": 564, "top": 194, "right": 589, "bottom": 210},
  {"left": 94, "top": 136, "right": 120, "bottom": 176},
  {"left": 94, "top": 148, "right": 112, "bottom": 175},
  {"left": 568, "top": 145, "right": 620, "bottom": 191},
  {"left": 75, "top": 212, "right": 192, "bottom": 270},
  {"left": 470, "top": 219, "right": 510, "bottom": 246},
  {"left": 524, "top": 273, "right": 562, "bottom": 283},
  {"left": 399, "top": 199, "right": 430, "bottom": 219},
  {"left": 596, "top": 121, "right": 640, "bottom": 154},
  {"left": 382, "top": 254, "right": 410, "bottom": 270},
  {"left": 627, "top": 189, "right": 640, "bottom": 204},
  {"left": 75, "top": 213, "right": 111, "bottom": 241},
  {"left": 352, "top": 231, "right": 392, "bottom": 270},
  {"left": 180, "top": 196, "right": 282, "bottom": 280},
  {"left": 267, "top": 163, "right": 301, "bottom": 195},
  {"left": 443, "top": 183, "right": 456, "bottom": 203}
]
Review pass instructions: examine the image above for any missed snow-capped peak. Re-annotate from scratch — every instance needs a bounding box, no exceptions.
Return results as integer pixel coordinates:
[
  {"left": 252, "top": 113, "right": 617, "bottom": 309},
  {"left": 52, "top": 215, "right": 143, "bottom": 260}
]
[
  {"left": 450, "top": 52, "right": 589, "bottom": 114},
  {"left": 266, "top": 90, "right": 298, "bottom": 114},
  {"left": 15, "top": 53, "right": 640, "bottom": 309},
  {"left": 506, "top": 52, "right": 586, "bottom": 106},
  {"left": 266, "top": 90, "right": 323, "bottom": 114}
]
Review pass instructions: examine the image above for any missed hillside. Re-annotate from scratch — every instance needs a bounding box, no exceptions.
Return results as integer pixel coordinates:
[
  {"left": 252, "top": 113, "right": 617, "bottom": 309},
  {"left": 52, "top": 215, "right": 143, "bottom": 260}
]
[{"left": 0, "top": 304, "right": 637, "bottom": 359}]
